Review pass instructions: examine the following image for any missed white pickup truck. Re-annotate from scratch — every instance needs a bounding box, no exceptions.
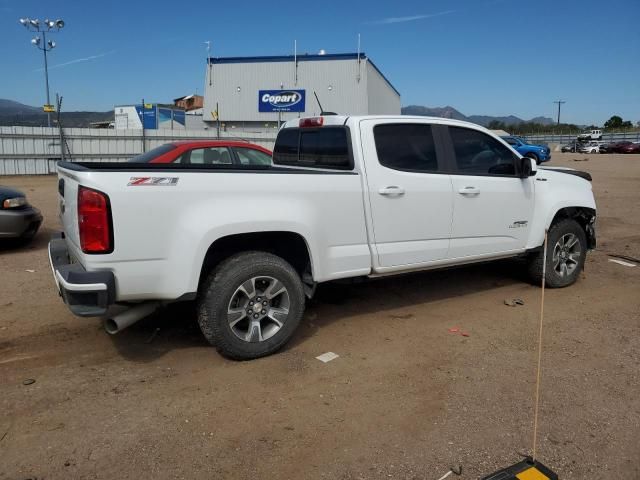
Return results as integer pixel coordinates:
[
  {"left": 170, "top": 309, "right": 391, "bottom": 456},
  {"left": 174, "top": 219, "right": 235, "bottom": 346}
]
[{"left": 49, "top": 115, "right": 596, "bottom": 359}]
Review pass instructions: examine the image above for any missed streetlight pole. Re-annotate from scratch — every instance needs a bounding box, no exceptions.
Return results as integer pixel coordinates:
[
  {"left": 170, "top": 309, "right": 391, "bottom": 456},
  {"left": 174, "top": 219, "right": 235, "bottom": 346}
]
[
  {"left": 42, "top": 31, "right": 52, "bottom": 127},
  {"left": 19, "top": 17, "right": 65, "bottom": 128}
]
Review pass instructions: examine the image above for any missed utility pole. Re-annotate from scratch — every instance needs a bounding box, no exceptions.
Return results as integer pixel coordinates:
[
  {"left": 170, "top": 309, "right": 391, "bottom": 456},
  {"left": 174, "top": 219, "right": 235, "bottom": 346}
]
[
  {"left": 553, "top": 100, "right": 566, "bottom": 125},
  {"left": 141, "top": 98, "right": 146, "bottom": 153},
  {"left": 56, "top": 93, "right": 64, "bottom": 161}
]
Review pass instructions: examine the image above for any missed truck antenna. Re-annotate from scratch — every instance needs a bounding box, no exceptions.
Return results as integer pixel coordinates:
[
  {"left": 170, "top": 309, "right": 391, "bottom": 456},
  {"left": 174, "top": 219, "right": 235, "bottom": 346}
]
[{"left": 313, "top": 91, "right": 337, "bottom": 116}]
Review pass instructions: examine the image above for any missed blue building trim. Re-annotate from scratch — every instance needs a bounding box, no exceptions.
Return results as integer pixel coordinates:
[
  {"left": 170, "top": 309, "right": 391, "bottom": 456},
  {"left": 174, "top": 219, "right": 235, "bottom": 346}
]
[{"left": 207, "top": 52, "right": 400, "bottom": 97}]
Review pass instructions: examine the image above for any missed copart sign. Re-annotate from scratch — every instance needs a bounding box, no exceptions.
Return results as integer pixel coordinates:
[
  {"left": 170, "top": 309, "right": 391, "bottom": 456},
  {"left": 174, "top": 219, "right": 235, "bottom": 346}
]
[{"left": 258, "top": 90, "right": 305, "bottom": 112}]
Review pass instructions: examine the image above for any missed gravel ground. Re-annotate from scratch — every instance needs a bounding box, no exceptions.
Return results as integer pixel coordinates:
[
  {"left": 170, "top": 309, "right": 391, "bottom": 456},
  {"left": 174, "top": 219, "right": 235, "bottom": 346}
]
[{"left": 0, "top": 153, "right": 639, "bottom": 480}]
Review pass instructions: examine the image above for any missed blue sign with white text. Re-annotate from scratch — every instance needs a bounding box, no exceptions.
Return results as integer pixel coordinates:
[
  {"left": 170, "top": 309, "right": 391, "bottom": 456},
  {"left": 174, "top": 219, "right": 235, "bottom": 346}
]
[
  {"left": 135, "top": 104, "right": 157, "bottom": 129},
  {"left": 258, "top": 90, "right": 305, "bottom": 112}
]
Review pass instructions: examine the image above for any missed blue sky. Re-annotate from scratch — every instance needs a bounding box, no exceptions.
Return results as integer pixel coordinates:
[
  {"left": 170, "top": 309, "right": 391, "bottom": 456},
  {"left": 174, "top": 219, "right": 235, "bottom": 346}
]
[{"left": 1, "top": 0, "right": 638, "bottom": 125}]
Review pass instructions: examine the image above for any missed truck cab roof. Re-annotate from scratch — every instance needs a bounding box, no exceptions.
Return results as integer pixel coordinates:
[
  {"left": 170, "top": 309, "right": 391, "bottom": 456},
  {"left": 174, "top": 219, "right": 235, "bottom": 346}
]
[{"left": 281, "top": 115, "right": 496, "bottom": 132}]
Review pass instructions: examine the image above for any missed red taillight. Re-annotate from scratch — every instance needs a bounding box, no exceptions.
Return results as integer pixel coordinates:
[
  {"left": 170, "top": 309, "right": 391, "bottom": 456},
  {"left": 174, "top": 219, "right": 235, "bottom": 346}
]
[
  {"left": 78, "top": 186, "right": 112, "bottom": 254},
  {"left": 299, "top": 117, "right": 323, "bottom": 128}
]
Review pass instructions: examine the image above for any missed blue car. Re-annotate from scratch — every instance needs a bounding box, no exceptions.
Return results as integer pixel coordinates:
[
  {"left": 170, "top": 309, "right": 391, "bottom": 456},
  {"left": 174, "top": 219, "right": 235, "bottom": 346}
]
[{"left": 501, "top": 136, "right": 551, "bottom": 164}]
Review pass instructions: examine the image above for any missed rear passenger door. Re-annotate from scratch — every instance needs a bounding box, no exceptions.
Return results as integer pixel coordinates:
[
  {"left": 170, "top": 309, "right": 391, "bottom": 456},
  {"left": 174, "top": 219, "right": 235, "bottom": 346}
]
[
  {"left": 360, "top": 120, "right": 453, "bottom": 268},
  {"left": 443, "top": 126, "right": 534, "bottom": 258}
]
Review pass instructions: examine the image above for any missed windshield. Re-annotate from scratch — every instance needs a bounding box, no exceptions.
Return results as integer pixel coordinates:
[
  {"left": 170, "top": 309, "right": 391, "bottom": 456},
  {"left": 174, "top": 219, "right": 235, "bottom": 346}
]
[{"left": 128, "top": 144, "right": 176, "bottom": 162}]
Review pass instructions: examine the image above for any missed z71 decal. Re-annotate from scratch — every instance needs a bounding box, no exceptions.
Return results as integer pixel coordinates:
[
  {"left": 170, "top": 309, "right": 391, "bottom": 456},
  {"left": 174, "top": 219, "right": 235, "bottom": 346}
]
[{"left": 128, "top": 177, "right": 179, "bottom": 186}]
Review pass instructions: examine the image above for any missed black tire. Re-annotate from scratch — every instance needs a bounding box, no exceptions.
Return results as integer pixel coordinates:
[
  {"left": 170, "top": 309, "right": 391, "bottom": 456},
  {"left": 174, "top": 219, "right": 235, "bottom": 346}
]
[
  {"left": 525, "top": 152, "right": 539, "bottom": 164},
  {"left": 197, "top": 251, "right": 305, "bottom": 360},
  {"left": 527, "top": 219, "right": 587, "bottom": 288}
]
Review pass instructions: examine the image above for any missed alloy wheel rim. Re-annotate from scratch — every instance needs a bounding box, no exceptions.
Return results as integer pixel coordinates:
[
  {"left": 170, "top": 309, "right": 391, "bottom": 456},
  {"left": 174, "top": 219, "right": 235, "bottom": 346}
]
[
  {"left": 227, "top": 276, "right": 290, "bottom": 343},
  {"left": 552, "top": 233, "right": 581, "bottom": 277}
]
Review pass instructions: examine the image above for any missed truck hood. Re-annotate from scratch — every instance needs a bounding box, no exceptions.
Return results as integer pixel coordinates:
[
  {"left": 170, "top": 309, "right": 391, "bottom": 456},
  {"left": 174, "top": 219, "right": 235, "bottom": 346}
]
[{"left": 539, "top": 166, "right": 592, "bottom": 182}]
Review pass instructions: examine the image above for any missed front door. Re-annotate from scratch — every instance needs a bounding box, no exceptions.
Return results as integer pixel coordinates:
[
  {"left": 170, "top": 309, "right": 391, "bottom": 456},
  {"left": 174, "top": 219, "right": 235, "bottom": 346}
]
[
  {"left": 444, "top": 126, "right": 534, "bottom": 258},
  {"left": 360, "top": 120, "right": 453, "bottom": 268}
]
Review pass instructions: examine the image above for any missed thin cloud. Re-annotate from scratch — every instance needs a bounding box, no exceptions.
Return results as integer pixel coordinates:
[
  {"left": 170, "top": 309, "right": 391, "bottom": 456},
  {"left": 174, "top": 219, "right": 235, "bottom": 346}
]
[
  {"left": 34, "top": 50, "right": 116, "bottom": 71},
  {"left": 368, "top": 10, "right": 457, "bottom": 25}
]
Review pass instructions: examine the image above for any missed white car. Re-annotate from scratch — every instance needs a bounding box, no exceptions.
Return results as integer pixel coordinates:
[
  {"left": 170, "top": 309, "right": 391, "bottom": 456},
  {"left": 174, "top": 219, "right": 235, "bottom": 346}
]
[
  {"left": 579, "top": 141, "right": 601, "bottom": 154},
  {"left": 49, "top": 115, "right": 597, "bottom": 359},
  {"left": 577, "top": 129, "right": 603, "bottom": 141}
]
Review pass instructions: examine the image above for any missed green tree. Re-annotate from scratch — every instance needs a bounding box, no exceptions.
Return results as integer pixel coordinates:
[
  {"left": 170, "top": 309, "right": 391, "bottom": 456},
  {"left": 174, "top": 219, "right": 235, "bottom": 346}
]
[{"left": 604, "top": 115, "right": 624, "bottom": 130}]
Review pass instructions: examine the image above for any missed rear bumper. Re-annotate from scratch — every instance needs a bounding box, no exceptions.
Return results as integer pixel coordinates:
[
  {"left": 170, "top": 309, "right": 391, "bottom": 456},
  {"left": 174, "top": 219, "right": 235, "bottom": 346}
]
[
  {"left": 0, "top": 206, "right": 42, "bottom": 238},
  {"left": 48, "top": 234, "right": 116, "bottom": 317}
]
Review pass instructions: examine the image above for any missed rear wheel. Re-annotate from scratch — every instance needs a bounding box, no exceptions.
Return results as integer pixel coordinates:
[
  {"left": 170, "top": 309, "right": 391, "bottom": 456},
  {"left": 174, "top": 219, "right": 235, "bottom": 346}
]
[
  {"left": 527, "top": 219, "right": 587, "bottom": 288},
  {"left": 197, "top": 251, "right": 305, "bottom": 360}
]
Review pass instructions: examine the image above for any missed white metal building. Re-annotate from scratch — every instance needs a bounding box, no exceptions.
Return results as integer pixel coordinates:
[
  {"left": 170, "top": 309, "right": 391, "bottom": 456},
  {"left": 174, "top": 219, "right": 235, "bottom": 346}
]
[{"left": 202, "top": 52, "right": 400, "bottom": 132}]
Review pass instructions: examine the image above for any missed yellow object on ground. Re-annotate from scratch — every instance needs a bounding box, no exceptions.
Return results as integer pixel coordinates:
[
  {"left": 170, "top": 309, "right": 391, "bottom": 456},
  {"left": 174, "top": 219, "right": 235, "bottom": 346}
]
[{"left": 516, "top": 467, "right": 550, "bottom": 480}]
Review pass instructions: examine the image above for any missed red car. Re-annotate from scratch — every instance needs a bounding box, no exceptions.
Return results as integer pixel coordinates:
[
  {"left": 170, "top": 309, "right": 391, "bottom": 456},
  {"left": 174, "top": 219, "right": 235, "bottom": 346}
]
[
  {"left": 129, "top": 140, "right": 272, "bottom": 165},
  {"left": 620, "top": 142, "right": 640, "bottom": 154}
]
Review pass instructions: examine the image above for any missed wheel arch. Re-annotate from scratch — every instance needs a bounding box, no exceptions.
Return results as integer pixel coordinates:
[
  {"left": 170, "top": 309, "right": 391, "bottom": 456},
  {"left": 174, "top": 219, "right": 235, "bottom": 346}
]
[
  {"left": 549, "top": 206, "right": 597, "bottom": 249},
  {"left": 197, "top": 231, "right": 315, "bottom": 293}
]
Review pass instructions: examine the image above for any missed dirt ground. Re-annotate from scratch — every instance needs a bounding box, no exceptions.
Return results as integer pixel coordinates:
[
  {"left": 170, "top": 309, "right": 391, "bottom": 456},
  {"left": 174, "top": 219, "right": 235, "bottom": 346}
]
[{"left": 1, "top": 153, "right": 639, "bottom": 480}]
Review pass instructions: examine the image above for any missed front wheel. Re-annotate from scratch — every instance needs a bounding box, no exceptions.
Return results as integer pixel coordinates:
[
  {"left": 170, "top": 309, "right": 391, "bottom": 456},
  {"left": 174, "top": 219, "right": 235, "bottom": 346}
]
[
  {"left": 197, "top": 251, "right": 305, "bottom": 360},
  {"left": 527, "top": 219, "right": 587, "bottom": 288},
  {"left": 525, "top": 152, "right": 540, "bottom": 165}
]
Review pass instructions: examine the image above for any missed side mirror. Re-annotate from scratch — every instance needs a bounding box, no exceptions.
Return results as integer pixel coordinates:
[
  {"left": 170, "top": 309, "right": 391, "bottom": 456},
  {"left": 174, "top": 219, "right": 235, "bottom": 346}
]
[{"left": 519, "top": 157, "right": 535, "bottom": 178}]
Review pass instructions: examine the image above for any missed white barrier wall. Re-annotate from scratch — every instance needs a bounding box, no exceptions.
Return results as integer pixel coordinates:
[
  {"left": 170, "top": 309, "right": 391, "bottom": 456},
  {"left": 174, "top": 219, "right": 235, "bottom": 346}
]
[{"left": 0, "top": 126, "right": 276, "bottom": 175}]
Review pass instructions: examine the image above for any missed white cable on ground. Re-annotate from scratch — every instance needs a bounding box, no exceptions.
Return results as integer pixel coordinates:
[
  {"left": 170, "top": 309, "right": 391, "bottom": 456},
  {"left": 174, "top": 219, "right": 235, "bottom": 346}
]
[
  {"left": 532, "top": 229, "right": 549, "bottom": 461},
  {"left": 436, "top": 470, "right": 452, "bottom": 480}
]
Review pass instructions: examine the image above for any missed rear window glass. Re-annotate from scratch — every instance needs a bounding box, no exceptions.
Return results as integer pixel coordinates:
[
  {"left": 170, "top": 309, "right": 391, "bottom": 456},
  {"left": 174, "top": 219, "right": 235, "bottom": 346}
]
[
  {"left": 128, "top": 144, "right": 176, "bottom": 163},
  {"left": 374, "top": 124, "right": 439, "bottom": 172},
  {"left": 272, "top": 129, "right": 298, "bottom": 164},
  {"left": 273, "top": 127, "right": 351, "bottom": 169}
]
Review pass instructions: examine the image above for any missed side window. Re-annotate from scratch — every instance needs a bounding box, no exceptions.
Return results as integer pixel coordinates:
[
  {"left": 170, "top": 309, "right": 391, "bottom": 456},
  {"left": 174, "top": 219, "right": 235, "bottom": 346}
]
[
  {"left": 183, "top": 147, "right": 233, "bottom": 165},
  {"left": 373, "top": 124, "right": 439, "bottom": 172},
  {"left": 504, "top": 137, "right": 519, "bottom": 146},
  {"left": 235, "top": 147, "right": 272, "bottom": 166},
  {"left": 449, "top": 127, "right": 517, "bottom": 176}
]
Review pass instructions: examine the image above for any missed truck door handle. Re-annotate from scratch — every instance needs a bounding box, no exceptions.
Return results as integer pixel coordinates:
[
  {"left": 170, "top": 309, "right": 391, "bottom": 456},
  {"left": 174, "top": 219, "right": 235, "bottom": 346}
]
[
  {"left": 378, "top": 186, "right": 405, "bottom": 196},
  {"left": 458, "top": 186, "right": 480, "bottom": 195}
]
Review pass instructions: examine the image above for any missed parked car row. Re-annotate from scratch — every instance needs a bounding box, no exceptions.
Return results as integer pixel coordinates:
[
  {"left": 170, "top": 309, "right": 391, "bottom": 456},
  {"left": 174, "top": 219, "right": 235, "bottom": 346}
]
[{"left": 561, "top": 140, "right": 640, "bottom": 154}]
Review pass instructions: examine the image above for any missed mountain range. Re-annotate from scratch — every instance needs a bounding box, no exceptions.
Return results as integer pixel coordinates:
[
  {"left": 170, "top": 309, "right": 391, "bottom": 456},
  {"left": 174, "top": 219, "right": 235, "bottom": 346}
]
[
  {"left": 0, "top": 99, "right": 554, "bottom": 128},
  {"left": 0, "top": 99, "right": 113, "bottom": 127},
  {"left": 401, "top": 105, "right": 555, "bottom": 126}
]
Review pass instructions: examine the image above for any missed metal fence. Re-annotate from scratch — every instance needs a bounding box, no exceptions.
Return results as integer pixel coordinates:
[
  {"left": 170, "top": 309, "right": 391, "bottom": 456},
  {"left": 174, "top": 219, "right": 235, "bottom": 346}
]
[{"left": 0, "top": 126, "right": 277, "bottom": 175}]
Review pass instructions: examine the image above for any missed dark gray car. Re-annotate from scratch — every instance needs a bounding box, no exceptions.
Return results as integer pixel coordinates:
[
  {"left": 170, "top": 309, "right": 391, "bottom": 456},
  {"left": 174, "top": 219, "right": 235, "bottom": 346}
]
[{"left": 0, "top": 186, "right": 43, "bottom": 243}]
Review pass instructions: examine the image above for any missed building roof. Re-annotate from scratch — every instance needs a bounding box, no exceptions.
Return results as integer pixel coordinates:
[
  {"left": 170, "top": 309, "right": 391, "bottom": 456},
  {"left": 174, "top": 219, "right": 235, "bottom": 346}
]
[
  {"left": 207, "top": 52, "right": 399, "bottom": 97},
  {"left": 173, "top": 94, "right": 203, "bottom": 102}
]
